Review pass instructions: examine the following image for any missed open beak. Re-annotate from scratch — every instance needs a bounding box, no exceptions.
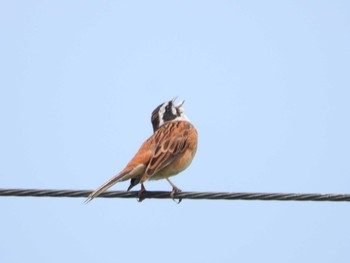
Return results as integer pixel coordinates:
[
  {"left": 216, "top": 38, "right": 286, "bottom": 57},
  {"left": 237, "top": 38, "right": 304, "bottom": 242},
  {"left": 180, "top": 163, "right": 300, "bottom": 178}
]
[{"left": 172, "top": 97, "right": 185, "bottom": 108}]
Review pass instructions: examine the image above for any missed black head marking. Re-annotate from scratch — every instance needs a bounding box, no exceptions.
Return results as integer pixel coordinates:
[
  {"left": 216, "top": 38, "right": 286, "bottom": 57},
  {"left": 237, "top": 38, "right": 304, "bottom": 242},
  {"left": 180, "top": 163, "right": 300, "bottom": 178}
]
[
  {"left": 162, "top": 101, "right": 178, "bottom": 122},
  {"left": 151, "top": 104, "right": 163, "bottom": 132},
  {"left": 151, "top": 98, "right": 188, "bottom": 132}
]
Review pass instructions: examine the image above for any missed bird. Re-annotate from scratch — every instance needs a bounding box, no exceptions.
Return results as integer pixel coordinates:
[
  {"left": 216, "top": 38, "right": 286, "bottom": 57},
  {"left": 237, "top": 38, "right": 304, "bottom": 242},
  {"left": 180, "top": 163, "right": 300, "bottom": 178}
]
[{"left": 85, "top": 97, "right": 198, "bottom": 202}]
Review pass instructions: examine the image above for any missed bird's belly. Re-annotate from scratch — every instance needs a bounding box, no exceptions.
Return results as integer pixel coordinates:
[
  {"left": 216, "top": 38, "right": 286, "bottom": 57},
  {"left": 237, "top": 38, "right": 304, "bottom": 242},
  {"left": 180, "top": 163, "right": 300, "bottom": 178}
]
[{"left": 150, "top": 148, "right": 196, "bottom": 181}]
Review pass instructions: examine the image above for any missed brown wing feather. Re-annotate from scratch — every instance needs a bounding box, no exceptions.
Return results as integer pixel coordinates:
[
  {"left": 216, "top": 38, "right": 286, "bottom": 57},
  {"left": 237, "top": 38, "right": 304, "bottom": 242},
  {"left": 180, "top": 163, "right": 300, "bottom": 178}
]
[{"left": 143, "top": 122, "right": 191, "bottom": 181}]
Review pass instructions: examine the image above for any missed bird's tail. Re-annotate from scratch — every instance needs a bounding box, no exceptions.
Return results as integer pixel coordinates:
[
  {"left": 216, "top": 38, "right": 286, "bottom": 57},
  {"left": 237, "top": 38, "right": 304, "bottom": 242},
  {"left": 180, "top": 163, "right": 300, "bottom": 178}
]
[{"left": 85, "top": 172, "right": 129, "bottom": 203}]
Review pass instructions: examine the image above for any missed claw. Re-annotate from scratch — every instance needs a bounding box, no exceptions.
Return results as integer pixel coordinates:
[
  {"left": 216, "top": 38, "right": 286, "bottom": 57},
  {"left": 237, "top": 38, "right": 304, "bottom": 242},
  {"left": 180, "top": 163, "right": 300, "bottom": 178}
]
[
  {"left": 170, "top": 187, "right": 182, "bottom": 204},
  {"left": 137, "top": 183, "right": 147, "bottom": 202}
]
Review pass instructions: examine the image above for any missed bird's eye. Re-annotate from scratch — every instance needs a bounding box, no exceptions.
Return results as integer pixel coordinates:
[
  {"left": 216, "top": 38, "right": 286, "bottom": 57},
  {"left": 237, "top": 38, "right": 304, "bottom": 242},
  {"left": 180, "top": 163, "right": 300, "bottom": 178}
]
[{"left": 165, "top": 105, "right": 170, "bottom": 111}]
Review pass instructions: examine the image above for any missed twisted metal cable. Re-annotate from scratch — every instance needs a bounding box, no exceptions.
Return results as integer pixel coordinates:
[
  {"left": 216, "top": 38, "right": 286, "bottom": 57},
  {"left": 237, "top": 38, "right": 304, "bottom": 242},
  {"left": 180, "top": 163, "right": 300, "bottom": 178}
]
[{"left": 1, "top": 188, "right": 350, "bottom": 202}]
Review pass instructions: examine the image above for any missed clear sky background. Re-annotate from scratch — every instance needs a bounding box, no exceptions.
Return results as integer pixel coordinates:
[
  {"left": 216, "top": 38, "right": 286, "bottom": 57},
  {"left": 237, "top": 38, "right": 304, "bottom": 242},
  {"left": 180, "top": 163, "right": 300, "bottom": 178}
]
[{"left": 1, "top": 1, "right": 350, "bottom": 262}]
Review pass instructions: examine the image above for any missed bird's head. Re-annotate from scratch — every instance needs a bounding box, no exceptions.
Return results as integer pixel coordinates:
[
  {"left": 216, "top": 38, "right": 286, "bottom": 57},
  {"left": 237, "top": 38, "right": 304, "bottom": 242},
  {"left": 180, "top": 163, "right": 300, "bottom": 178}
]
[{"left": 151, "top": 97, "right": 189, "bottom": 132}]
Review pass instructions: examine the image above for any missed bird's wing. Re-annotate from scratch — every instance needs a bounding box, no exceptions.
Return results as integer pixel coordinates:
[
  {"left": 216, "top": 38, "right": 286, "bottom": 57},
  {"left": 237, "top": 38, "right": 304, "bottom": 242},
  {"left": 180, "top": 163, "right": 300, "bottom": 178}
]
[{"left": 143, "top": 122, "right": 190, "bottom": 180}]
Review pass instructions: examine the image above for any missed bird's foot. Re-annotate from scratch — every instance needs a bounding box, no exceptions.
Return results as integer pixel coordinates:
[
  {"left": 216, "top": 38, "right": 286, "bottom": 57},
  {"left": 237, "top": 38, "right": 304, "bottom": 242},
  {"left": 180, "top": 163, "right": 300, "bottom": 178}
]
[
  {"left": 170, "top": 187, "right": 182, "bottom": 204},
  {"left": 137, "top": 184, "right": 147, "bottom": 202}
]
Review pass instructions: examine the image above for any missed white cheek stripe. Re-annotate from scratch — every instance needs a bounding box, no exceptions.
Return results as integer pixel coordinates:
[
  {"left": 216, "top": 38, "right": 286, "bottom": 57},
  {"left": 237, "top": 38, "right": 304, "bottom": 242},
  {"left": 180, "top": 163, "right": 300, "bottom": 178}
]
[
  {"left": 159, "top": 103, "right": 166, "bottom": 115},
  {"left": 176, "top": 114, "right": 189, "bottom": 122},
  {"left": 171, "top": 106, "right": 176, "bottom": 115},
  {"left": 158, "top": 115, "right": 164, "bottom": 127},
  {"left": 158, "top": 103, "right": 166, "bottom": 128}
]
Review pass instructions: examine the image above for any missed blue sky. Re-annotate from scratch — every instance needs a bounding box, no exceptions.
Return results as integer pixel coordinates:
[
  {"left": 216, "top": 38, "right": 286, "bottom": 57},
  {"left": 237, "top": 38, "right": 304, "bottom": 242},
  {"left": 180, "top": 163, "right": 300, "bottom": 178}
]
[{"left": 1, "top": 1, "right": 350, "bottom": 262}]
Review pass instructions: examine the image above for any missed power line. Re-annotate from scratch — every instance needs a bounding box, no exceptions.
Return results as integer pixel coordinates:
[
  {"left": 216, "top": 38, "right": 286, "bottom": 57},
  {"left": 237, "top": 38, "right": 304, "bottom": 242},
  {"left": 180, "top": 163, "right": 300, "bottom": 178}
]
[{"left": 1, "top": 188, "right": 350, "bottom": 202}]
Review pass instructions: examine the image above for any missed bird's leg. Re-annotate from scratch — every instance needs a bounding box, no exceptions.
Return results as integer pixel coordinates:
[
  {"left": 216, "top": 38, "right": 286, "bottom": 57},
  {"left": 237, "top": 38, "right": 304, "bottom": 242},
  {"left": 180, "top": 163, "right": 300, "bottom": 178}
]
[
  {"left": 137, "top": 183, "right": 147, "bottom": 202},
  {"left": 166, "top": 178, "right": 182, "bottom": 203}
]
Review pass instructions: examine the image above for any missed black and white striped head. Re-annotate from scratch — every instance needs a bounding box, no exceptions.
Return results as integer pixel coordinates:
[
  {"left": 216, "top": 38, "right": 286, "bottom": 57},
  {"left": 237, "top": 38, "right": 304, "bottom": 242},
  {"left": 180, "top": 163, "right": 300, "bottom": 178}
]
[{"left": 151, "top": 97, "right": 189, "bottom": 132}]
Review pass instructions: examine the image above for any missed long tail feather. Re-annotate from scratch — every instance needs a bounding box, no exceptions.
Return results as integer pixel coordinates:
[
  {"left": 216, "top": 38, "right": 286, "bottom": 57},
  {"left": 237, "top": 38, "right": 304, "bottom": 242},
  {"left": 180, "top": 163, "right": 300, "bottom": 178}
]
[
  {"left": 85, "top": 164, "right": 146, "bottom": 203},
  {"left": 85, "top": 172, "right": 129, "bottom": 203}
]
